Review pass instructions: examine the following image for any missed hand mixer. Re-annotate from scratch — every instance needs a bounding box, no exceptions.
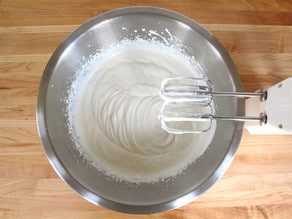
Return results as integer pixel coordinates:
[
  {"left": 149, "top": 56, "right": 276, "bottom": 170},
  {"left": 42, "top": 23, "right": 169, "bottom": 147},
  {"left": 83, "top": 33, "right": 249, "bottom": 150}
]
[{"left": 159, "top": 77, "right": 292, "bottom": 135}]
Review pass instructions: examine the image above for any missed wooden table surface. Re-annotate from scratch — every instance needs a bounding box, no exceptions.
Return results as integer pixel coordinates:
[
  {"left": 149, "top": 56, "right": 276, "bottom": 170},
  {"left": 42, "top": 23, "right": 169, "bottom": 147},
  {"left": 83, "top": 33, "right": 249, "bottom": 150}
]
[{"left": 1, "top": 0, "right": 292, "bottom": 218}]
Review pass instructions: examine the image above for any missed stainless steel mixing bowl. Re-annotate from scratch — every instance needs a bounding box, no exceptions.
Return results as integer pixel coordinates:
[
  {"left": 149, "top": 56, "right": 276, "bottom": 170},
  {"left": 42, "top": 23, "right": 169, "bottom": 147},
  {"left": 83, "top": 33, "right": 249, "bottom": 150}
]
[{"left": 37, "top": 6, "right": 244, "bottom": 214}]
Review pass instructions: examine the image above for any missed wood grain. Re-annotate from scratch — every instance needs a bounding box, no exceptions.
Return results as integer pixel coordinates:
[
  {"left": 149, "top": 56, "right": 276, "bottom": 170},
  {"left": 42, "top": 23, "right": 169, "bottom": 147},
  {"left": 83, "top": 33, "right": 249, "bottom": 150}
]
[{"left": 0, "top": 0, "right": 292, "bottom": 218}]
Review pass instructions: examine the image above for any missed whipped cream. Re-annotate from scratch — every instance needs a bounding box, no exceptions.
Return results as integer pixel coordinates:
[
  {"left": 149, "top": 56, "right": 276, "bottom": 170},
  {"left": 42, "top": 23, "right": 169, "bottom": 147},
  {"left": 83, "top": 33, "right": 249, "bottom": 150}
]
[{"left": 69, "top": 40, "right": 215, "bottom": 182}]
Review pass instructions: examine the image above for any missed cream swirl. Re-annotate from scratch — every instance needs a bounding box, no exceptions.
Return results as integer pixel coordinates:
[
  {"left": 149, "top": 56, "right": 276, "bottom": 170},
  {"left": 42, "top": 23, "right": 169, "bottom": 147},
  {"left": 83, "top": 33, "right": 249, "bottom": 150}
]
[{"left": 73, "top": 42, "right": 215, "bottom": 182}]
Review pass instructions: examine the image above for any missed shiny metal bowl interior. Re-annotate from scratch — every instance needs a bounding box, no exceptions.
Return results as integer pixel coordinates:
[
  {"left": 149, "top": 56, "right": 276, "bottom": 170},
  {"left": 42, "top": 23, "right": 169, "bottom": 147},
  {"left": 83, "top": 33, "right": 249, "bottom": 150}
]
[{"left": 37, "top": 6, "right": 244, "bottom": 214}]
